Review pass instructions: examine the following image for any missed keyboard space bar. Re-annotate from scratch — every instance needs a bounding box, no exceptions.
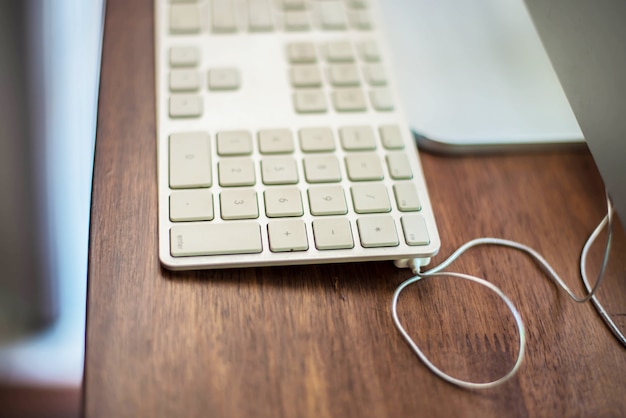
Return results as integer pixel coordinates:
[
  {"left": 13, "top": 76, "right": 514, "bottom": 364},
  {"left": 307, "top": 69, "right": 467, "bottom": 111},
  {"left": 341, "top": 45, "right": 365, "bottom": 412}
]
[{"left": 170, "top": 222, "right": 262, "bottom": 256}]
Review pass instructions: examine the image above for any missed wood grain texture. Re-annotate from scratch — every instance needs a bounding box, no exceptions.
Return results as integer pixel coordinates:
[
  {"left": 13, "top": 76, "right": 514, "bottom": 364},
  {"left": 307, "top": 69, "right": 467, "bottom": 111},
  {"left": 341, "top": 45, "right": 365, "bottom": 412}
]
[{"left": 84, "top": 0, "right": 626, "bottom": 417}]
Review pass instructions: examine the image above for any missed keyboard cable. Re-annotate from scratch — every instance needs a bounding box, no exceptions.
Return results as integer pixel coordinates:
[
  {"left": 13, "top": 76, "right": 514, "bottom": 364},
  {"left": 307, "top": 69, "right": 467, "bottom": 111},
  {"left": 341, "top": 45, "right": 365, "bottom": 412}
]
[{"left": 391, "top": 194, "right": 624, "bottom": 390}]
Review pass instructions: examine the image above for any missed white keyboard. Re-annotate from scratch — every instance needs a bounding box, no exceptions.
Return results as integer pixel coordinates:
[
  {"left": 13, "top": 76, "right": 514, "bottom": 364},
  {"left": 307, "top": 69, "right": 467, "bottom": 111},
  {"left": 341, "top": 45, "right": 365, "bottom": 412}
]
[{"left": 155, "top": 0, "right": 440, "bottom": 270}]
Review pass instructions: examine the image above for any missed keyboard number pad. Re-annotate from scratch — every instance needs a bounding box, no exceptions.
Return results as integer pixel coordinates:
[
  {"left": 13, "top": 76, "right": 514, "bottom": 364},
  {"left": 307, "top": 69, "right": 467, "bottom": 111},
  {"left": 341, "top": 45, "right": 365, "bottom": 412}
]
[{"left": 167, "top": 126, "right": 428, "bottom": 258}]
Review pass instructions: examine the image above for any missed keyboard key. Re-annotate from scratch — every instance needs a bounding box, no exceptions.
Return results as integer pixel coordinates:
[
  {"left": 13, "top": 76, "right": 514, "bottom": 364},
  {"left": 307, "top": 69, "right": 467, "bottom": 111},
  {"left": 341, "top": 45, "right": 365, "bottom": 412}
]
[
  {"left": 217, "top": 130, "right": 253, "bottom": 156},
  {"left": 332, "top": 88, "right": 367, "bottom": 112},
  {"left": 304, "top": 155, "right": 342, "bottom": 183},
  {"left": 287, "top": 42, "right": 317, "bottom": 63},
  {"left": 268, "top": 220, "right": 309, "bottom": 252},
  {"left": 211, "top": 0, "right": 237, "bottom": 33},
  {"left": 169, "top": 94, "right": 203, "bottom": 118},
  {"left": 261, "top": 157, "right": 299, "bottom": 185},
  {"left": 379, "top": 125, "right": 404, "bottom": 149},
  {"left": 370, "top": 88, "right": 394, "bottom": 111},
  {"left": 285, "top": 11, "right": 310, "bottom": 31},
  {"left": 170, "top": 222, "right": 262, "bottom": 256},
  {"left": 339, "top": 126, "right": 376, "bottom": 150},
  {"left": 293, "top": 90, "right": 327, "bottom": 113},
  {"left": 258, "top": 129, "right": 294, "bottom": 154},
  {"left": 299, "top": 127, "right": 335, "bottom": 152},
  {"left": 401, "top": 215, "right": 430, "bottom": 245},
  {"left": 346, "top": 0, "right": 368, "bottom": 9},
  {"left": 169, "top": 70, "right": 200, "bottom": 92},
  {"left": 220, "top": 189, "right": 259, "bottom": 219},
  {"left": 169, "top": 132, "right": 212, "bottom": 188},
  {"left": 393, "top": 182, "right": 421, "bottom": 212},
  {"left": 359, "top": 41, "right": 380, "bottom": 62},
  {"left": 208, "top": 68, "right": 241, "bottom": 90},
  {"left": 357, "top": 215, "right": 399, "bottom": 247},
  {"left": 386, "top": 152, "right": 413, "bottom": 179},
  {"left": 218, "top": 158, "right": 256, "bottom": 186},
  {"left": 169, "top": 47, "right": 199, "bottom": 67},
  {"left": 248, "top": 0, "right": 274, "bottom": 32},
  {"left": 290, "top": 65, "right": 322, "bottom": 88},
  {"left": 319, "top": 1, "right": 348, "bottom": 30},
  {"left": 170, "top": 189, "right": 214, "bottom": 221},
  {"left": 351, "top": 183, "right": 390, "bottom": 213},
  {"left": 264, "top": 187, "right": 303, "bottom": 217},
  {"left": 349, "top": 10, "right": 373, "bottom": 30},
  {"left": 363, "top": 63, "right": 387, "bottom": 86},
  {"left": 280, "top": 0, "right": 306, "bottom": 10},
  {"left": 325, "top": 41, "right": 354, "bottom": 62},
  {"left": 308, "top": 186, "right": 348, "bottom": 215},
  {"left": 345, "top": 153, "right": 384, "bottom": 181},
  {"left": 329, "top": 64, "right": 360, "bottom": 86},
  {"left": 170, "top": 4, "right": 201, "bottom": 34},
  {"left": 312, "top": 218, "right": 354, "bottom": 250}
]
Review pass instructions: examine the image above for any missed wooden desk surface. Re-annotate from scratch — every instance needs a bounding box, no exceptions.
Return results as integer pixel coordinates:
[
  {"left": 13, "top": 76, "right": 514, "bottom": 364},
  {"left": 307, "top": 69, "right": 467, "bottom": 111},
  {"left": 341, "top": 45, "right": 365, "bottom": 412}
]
[{"left": 84, "top": 1, "right": 626, "bottom": 416}]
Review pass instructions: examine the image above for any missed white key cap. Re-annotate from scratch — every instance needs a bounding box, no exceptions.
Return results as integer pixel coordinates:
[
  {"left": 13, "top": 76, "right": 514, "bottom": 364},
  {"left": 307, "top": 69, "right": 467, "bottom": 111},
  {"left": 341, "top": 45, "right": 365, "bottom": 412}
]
[
  {"left": 332, "top": 88, "right": 367, "bottom": 112},
  {"left": 357, "top": 215, "right": 399, "bottom": 247},
  {"left": 379, "top": 125, "right": 404, "bottom": 149},
  {"left": 329, "top": 64, "right": 360, "bottom": 86},
  {"left": 169, "top": 47, "right": 199, "bottom": 67},
  {"left": 339, "top": 126, "right": 376, "bottom": 150},
  {"left": 261, "top": 157, "right": 299, "bottom": 185},
  {"left": 290, "top": 65, "right": 322, "bottom": 88},
  {"left": 303, "top": 155, "right": 342, "bottom": 183},
  {"left": 350, "top": 183, "right": 391, "bottom": 213},
  {"left": 349, "top": 10, "right": 373, "bottom": 30},
  {"left": 169, "top": 70, "right": 200, "bottom": 92},
  {"left": 319, "top": 1, "right": 347, "bottom": 30},
  {"left": 281, "top": 0, "right": 306, "bottom": 10},
  {"left": 258, "top": 129, "right": 294, "bottom": 154},
  {"left": 363, "top": 63, "right": 386, "bottom": 85},
  {"left": 211, "top": 0, "right": 237, "bottom": 32},
  {"left": 345, "top": 153, "right": 384, "bottom": 181},
  {"left": 401, "top": 215, "right": 430, "bottom": 245},
  {"left": 170, "top": 189, "right": 214, "bottom": 221},
  {"left": 299, "top": 127, "right": 335, "bottom": 152},
  {"left": 359, "top": 41, "right": 380, "bottom": 62},
  {"left": 208, "top": 68, "right": 241, "bottom": 90},
  {"left": 347, "top": 0, "right": 368, "bottom": 8},
  {"left": 293, "top": 90, "right": 327, "bottom": 113},
  {"left": 370, "top": 88, "right": 394, "bottom": 111},
  {"left": 285, "top": 11, "right": 310, "bottom": 31},
  {"left": 217, "top": 130, "right": 253, "bottom": 156},
  {"left": 169, "top": 94, "right": 203, "bottom": 118},
  {"left": 170, "top": 4, "right": 201, "bottom": 34},
  {"left": 308, "top": 186, "right": 347, "bottom": 215},
  {"left": 312, "top": 218, "right": 354, "bottom": 250},
  {"left": 170, "top": 222, "right": 262, "bottom": 256},
  {"left": 218, "top": 158, "right": 256, "bottom": 186},
  {"left": 264, "top": 187, "right": 303, "bottom": 217},
  {"left": 220, "top": 189, "right": 259, "bottom": 219},
  {"left": 287, "top": 42, "right": 317, "bottom": 63},
  {"left": 386, "top": 152, "right": 413, "bottom": 179},
  {"left": 393, "top": 182, "right": 421, "bottom": 212},
  {"left": 169, "top": 132, "right": 212, "bottom": 188},
  {"left": 325, "top": 41, "right": 354, "bottom": 62},
  {"left": 268, "top": 220, "right": 309, "bottom": 252},
  {"left": 248, "top": 0, "right": 274, "bottom": 31}
]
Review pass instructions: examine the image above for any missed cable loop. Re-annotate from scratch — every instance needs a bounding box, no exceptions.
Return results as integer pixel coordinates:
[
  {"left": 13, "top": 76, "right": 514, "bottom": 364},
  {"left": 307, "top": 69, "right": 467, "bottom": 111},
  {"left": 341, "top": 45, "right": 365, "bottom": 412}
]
[
  {"left": 392, "top": 271, "right": 526, "bottom": 390},
  {"left": 391, "top": 195, "right": 622, "bottom": 389}
]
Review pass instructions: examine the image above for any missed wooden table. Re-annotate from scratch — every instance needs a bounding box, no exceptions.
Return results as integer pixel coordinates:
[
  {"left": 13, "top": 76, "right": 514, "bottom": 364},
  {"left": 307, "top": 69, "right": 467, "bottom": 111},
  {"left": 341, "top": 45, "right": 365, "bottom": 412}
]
[{"left": 84, "top": 1, "right": 626, "bottom": 416}]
